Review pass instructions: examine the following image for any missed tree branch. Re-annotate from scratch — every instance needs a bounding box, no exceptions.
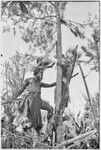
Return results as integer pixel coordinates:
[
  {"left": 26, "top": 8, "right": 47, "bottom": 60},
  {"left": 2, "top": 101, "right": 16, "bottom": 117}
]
[
  {"left": 77, "top": 60, "right": 97, "bottom": 128},
  {"left": 54, "top": 129, "right": 97, "bottom": 149},
  {"left": 35, "top": 15, "right": 56, "bottom": 20},
  {"left": 41, "top": 82, "right": 56, "bottom": 88},
  {"left": 41, "top": 71, "right": 78, "bottom": 89},
  {"left": 67, "top": 140, "right": 85, "bottom": 149},
  {"left": 71, "top": 73, "right": 79, "bottom": 79},
  {"left": 2, "top": 98, "right": 24, "bottom": 105}
]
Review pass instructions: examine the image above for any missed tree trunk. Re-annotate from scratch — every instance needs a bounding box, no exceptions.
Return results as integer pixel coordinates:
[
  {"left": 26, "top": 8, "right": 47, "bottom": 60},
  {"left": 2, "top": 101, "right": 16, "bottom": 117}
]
[
  {"left": 53, "top": 2, "right": 62, "bottom": 145},
  {"left": 55, "top": 2, "right": 62, "bottom": 116}
]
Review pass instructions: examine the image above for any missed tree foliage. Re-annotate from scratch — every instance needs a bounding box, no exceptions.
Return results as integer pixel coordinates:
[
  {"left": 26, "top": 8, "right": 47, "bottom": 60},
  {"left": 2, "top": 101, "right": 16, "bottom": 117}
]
[
  {"left": 81, "top": 14, "right": 99, "bottom": 71},
  {"left": 1, "top": 1, "right": 85, "bottom": 55}
]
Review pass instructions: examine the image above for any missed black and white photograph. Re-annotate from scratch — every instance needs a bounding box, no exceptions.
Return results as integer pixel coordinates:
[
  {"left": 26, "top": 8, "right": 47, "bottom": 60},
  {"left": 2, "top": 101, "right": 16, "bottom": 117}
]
[{"left": 0, "top": 0, "right": 100, "bottom": 149}]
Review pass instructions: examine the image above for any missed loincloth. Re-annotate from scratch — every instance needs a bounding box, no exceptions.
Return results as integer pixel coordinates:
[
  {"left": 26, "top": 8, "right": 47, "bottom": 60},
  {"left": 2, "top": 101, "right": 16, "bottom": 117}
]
[{"left": 25, "top": 91, "right": 42, "bottom": 130}]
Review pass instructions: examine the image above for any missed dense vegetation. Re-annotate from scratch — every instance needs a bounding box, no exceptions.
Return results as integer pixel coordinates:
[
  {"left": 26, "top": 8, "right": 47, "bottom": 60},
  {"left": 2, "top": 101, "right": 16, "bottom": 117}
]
[{"left": 1, "top": 1, "right": 99, "bottom": 149}]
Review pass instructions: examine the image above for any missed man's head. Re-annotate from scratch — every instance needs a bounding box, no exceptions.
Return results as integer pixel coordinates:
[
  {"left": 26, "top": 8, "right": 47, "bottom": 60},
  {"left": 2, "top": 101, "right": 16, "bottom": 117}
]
[
  {"left": 34, "top": 68, "right": 43, "bottom": 81},
  {"left": 33, "top": 57, "right": 55, "bottom": 81}
]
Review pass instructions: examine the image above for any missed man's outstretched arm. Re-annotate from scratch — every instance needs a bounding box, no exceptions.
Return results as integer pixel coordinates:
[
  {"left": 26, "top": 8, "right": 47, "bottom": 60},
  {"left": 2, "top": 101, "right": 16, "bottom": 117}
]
[
  {"left": 12, "top": 79, "right": 30, "bottom": 99},
  {"left": 41, "top": 82, "right": 56, "bottom": 88}
]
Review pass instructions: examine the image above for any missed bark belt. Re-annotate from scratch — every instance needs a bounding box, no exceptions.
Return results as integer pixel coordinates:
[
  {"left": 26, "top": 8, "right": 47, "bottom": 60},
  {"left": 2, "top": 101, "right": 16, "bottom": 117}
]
[{"left": 28, "top": 91, "right": 40, "bottom": 95}]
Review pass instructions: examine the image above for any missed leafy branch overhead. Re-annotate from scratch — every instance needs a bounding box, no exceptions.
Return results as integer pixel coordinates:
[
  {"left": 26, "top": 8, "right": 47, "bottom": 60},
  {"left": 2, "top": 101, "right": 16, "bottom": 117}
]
[
  {"left": 1, "top": 1, "right": 85, "bottom": 55},
  {"left": 60, "top": 19, "right": 85, "bottom": 39}
]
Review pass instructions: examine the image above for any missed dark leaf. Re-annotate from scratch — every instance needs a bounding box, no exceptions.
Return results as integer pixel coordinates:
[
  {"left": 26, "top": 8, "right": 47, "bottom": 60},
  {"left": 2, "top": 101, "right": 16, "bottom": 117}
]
[
  {"left": 81, "top": 46, "right": 94, "bottom": 59},
  {"left": 75, "top": 27, "right": 85, "bottom": 39},
  {"left": 60, "top": 18, "right": 67, "bottom": 26},
  {"left": 70, "top": 28, "right": 78, "bottom": 37},
  {"left": 19, "top": 1, "right": 28, "bottom": 14}
]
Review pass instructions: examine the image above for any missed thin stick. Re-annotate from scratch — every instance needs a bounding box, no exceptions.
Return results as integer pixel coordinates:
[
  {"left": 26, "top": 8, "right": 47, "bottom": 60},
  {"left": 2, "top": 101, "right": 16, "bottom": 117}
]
[
  {"left": 2, "top": 98, "right": 24, "bottom": 105},
  {"left": 77, "top": 60, "right": 97, "bottom": 126},
  {"left": 72, "top": 73, "right": 79, "bottom": 78}
]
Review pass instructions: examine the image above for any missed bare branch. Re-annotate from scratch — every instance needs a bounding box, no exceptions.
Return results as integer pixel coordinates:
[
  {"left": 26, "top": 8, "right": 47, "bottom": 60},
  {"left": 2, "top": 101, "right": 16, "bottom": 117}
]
[
  {"left": 2, "top": 98, "right": 24, "bottom": 105},
  {"left": 71, "top": 73, "right": 79, "bottom": 79},
  {"left": 54, "top": 129, "right": 97, "bottom": 149},
  {"left": 67, "top": 140, "right": 86, "bottom": 149},
  {"left": 77, "top": 60, "right": 97, "bottom": 127},
  {"left": 34, "top": 15, "right": 56, "bottom": 20},
  {"left": 41, "top": 82, "right": 56, "bottom": 88}
]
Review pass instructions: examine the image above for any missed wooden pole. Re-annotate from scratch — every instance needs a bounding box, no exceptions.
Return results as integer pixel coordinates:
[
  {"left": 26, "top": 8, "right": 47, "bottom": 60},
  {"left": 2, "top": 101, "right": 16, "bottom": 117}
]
[
  {"left": 54, "top": 2, "right": 62, "bottom": 144},
  {"left": 55, "top": 2, "right": 62, "bottom": 117},
  {"left": 77, "top": 60, "right": 97, "bottom": 128}
]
